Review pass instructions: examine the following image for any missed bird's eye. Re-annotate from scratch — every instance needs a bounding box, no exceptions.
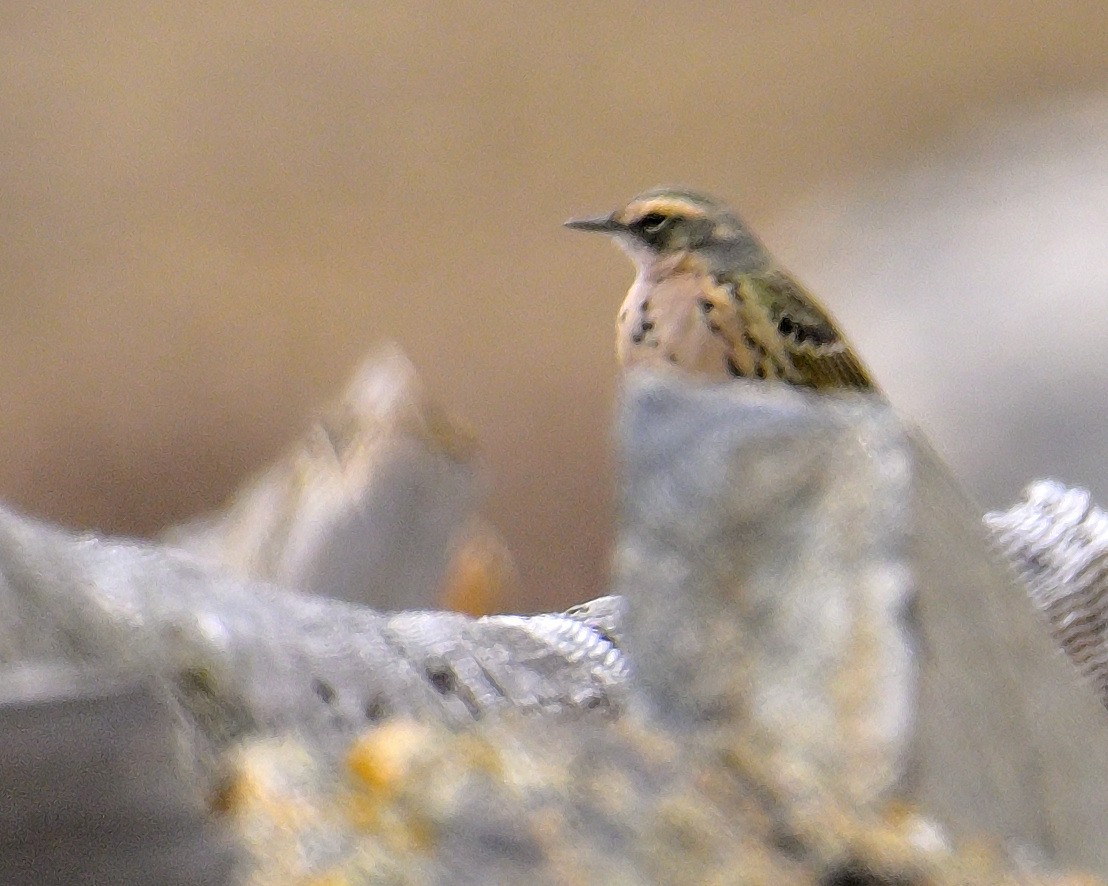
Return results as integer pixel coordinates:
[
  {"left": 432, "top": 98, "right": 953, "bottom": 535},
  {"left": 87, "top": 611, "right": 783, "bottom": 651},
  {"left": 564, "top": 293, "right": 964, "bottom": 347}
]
[{"left": 638, "top": 212, "right": 668, "bottom": 233}]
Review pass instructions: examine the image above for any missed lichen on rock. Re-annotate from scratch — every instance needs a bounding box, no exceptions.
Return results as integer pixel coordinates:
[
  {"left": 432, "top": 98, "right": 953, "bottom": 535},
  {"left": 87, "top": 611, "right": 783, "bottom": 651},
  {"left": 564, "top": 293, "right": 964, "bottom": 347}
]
[{"left": 2, "top": 354, "right": 1107, "bottom": 884}]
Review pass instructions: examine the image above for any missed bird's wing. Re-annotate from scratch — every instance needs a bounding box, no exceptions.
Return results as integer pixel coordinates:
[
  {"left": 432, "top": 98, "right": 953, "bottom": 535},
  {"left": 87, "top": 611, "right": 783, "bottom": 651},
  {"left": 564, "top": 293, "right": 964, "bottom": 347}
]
[{"left": 739, "top": 270, "right": 876, "bottom": 392}]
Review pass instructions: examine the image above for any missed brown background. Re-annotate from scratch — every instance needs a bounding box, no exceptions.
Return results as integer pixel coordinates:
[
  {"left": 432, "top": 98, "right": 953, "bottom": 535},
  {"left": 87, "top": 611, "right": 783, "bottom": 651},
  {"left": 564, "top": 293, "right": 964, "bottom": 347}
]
[{"left": 2, "top": 3, "right": 1106, "bottom": 610}]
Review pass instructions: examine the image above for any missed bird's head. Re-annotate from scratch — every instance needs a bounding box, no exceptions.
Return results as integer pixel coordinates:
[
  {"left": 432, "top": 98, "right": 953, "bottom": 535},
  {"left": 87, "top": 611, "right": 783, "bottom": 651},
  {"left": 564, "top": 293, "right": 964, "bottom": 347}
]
[{"left": 565, "top": 186, "right": 767, "bottom": 274}]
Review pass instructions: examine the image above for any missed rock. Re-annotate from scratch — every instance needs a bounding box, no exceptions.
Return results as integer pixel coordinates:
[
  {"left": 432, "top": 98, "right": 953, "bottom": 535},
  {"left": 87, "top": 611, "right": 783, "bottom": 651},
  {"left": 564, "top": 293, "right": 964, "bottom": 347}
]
[
  {"left": 0, "top": 664, "right": 236, "bottom": 886},
  {"left": 613, "top": 370, "right": 1108, "bottom": 877},
  {"left": 614, "top": 371, "right": 914, "bottom": 805},
  {"left": 907, "top": 445, "right": 1108, "bottom": 874},
  {"left": 3, "top": 363, "right": 1107, "bottom": 884},
  {"left": 439, "top": 517, "right": 520, "bottom": 616},
  {"left": 226, "top": 715, "right": 1093, "bottom": 885},
  {"left": 165, "top": 345, "right": 484, "bottom": 611},
  {"left": 985, "top": 481, "right": 1108, "bottom": 709},
  {"left": 0, "top": 504, "right": 627, "bottom": 774}
]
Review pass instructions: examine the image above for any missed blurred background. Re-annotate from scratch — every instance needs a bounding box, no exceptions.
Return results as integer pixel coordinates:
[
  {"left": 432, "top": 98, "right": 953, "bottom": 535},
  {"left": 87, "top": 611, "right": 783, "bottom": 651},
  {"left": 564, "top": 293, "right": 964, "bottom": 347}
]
[{"left": 1, "top": 3, "right": 1106, "bottom": 612}]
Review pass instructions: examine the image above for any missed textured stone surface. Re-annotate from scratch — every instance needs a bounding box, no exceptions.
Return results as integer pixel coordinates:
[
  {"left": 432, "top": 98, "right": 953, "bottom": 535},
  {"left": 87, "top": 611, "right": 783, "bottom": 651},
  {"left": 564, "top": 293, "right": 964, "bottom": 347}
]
[
  {"left": 906, "top": 445, "right": 1108, "bottom": 873},
  {"left": 613, "top": 370, "right": 1108, "bottom": 877},
  {"left": 165, "top": 345, "right": 484, "bottom": 611},
  {"left": 3, "top": 365, "right": 1107, "bottom": 883},
  {"left": 0, "top": 665, "right": 236, "bottom": 886},
  {"left": 986, "top": 481, "right": 1108, "bottom": 709},
  {"left": 0, "top": 505, "right": 626, "bottom": 773},
  {"left": 615, "top": 372, "right": 915, "bottom": 804},
  {"left": 229, "top": 716, "right": 1082, "bottom": 886}
]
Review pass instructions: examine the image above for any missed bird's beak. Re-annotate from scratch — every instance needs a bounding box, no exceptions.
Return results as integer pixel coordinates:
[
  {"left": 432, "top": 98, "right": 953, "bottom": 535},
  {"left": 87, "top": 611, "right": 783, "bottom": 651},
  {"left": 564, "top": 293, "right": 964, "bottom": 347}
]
[{"left": 563, "top": 214, "right": 621, "bottom": 233}]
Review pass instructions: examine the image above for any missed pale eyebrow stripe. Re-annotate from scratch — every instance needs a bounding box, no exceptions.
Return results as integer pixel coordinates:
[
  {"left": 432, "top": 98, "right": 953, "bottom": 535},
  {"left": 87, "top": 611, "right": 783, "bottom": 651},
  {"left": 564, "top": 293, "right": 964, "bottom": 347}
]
[{"left": 623, "top": 198, "right": 710, "bottom": 221}]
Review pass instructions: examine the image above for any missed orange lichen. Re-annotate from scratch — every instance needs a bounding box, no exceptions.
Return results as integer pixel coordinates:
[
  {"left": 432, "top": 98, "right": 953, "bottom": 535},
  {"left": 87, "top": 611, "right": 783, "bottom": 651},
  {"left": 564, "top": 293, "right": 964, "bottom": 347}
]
[{"left": 439, "top": 520, "right": 518, "bottom": 616}]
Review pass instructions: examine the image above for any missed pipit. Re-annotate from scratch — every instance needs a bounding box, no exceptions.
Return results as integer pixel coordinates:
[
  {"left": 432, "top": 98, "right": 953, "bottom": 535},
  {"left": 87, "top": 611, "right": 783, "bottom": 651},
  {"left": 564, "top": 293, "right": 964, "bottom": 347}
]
[{"left": 566, "top": 186, "right": 875, "bottom": 391}]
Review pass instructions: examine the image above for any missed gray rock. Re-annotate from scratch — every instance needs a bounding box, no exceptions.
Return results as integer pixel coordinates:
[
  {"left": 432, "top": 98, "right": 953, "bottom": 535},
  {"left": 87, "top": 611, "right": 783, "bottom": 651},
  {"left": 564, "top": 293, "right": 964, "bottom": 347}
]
[
  {"left": 615, "top": 372, "right": 915, "bottom": 802},
  {"left": 165, "top": 345, "right": 481, "bottom": 610},
  {"left": 0, "top": 665, "right": 236, "bottom": 886},
  {"left": 613, "top": 369, "right": 1108, "bottom": 876},
  {"left": 985, "top": 481, "right": 1108, "bottom": 709},
  {"left": 0, "top": 505, "right": 626, "bottom": 774},
  {"left": 5, "top": 360, "right": 1108, "bottom": 883}
]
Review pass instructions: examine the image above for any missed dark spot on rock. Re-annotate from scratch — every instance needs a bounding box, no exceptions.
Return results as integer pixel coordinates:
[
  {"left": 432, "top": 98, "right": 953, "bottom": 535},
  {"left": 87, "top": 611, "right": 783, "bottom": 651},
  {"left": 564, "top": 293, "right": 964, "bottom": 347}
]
[
  {"left": 770, "top": 827, "right": 806, "bottom": 860},
  {"left": 427, "top": 665, "right": 456, "bottom": 694},
  {"left": 647, "top": 339, "right": 659, "bottom": 347},
  {"left": 726, "top": 357, "right": 743, "bottom": 377},
  {"left": 698, "top": 298, "right": 713, "bottom": 312},
  {"left": 477, "top": 828, "right": 544, "bottom": 864},
  {"left": 795, "top": 327, "right": 808, "bottom": 343},
  {"left": 820, "top": 863, "right": 919, "bottom": 886},
  {"left": 631, "top": 331, "right": 645, "bottom": 344},
  {"left": 312, "top": 678, "right": 336, "bottom": 705},
  {"left": 778, "top": 316, "right": 794, "bottom": 336},
  {"left": 707, "top": 320, "right": 721, "bottom": 334},
  {"left": 640, "top": 299, "right": 650, "bottom": 311},
  {"left": 641, "top": 320, "right": 654, "bottom": 331},
  {"left": 365, "top": 698, "right": 389, "bottom": 722},
  {"left": 754, "top": 365, "right": 767, "bottom": 379},
  {"left": 668, "top": 353, "right": 679, "bottom": 363},
  {"left": 210, "top": 774, "right": 239, "bottom": 814},
  {"left": 179, "top": 666, "right": 216, "bottom": 697}
]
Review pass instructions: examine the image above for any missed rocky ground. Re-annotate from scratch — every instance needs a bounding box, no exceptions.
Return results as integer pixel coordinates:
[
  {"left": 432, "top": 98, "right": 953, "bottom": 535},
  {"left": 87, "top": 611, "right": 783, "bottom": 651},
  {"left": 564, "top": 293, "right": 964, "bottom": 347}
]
[{"left": 2, "top": 352, "right": 1107, "bottom": 884}]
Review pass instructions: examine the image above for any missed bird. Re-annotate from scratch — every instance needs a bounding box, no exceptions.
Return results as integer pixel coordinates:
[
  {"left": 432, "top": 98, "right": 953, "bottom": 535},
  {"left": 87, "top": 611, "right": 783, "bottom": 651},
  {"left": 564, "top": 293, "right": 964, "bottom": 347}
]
[{"left": 564, "top": 186, "right": 875, "bottom": 392}]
